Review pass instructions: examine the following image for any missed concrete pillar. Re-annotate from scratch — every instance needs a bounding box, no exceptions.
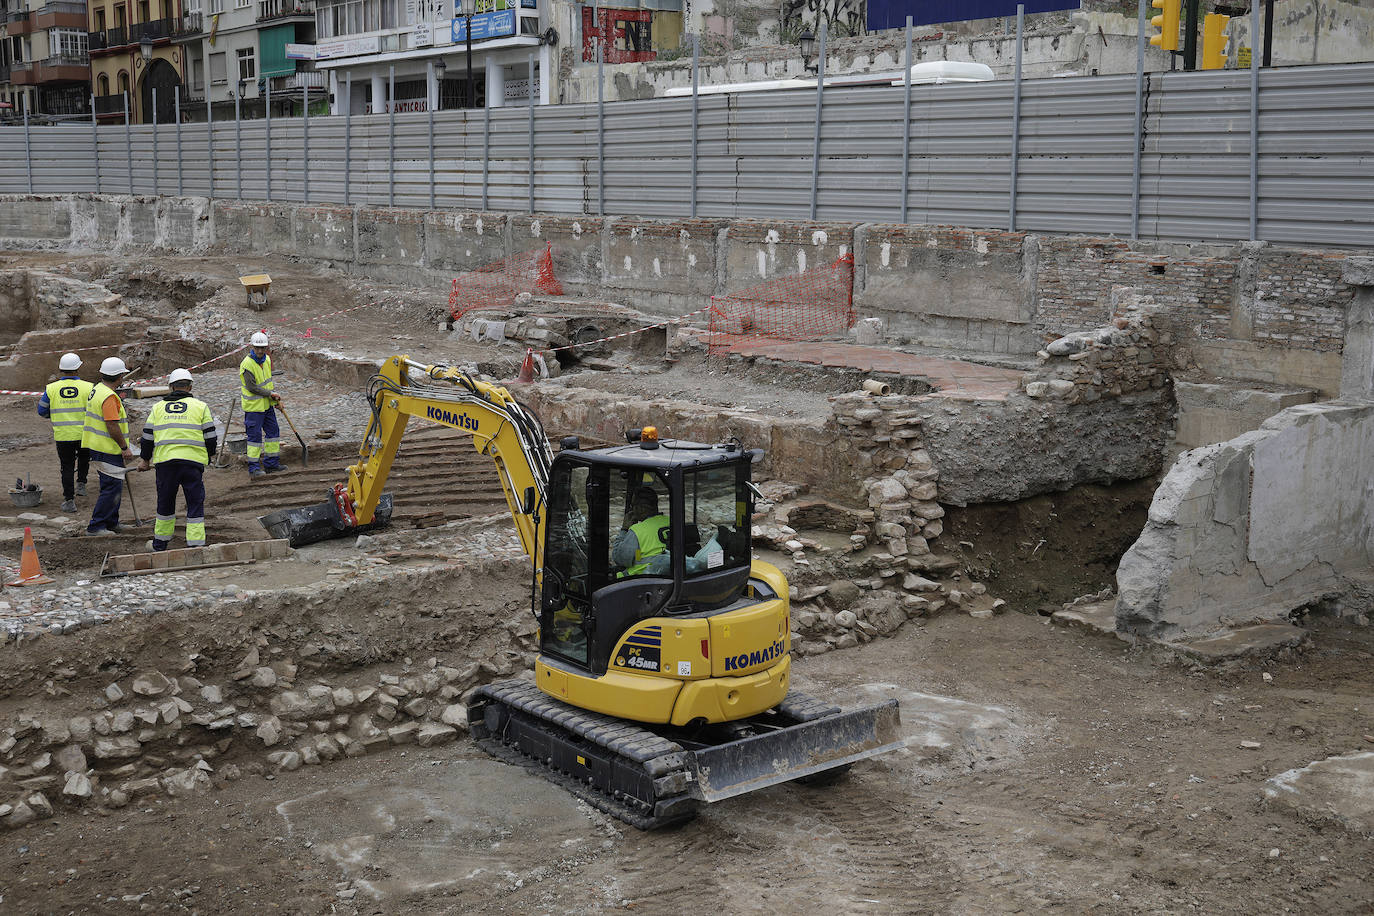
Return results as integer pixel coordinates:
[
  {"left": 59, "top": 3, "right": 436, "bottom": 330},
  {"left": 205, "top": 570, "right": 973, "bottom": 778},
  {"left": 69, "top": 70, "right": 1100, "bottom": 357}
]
[
  {"left": 428, "top": 60, "right": 440, "bottom": 111},
  {"left": 370, "top": 73, "right": 386, "bottom": 115},
  {"left": 539, "top": 46, "right": 552, "bottom": 105},
  {"left": 329, "top": 70, "right": 340, "bottom": 115},
  {"left": 1341, "top": 258, "right": 1374, "bottom": 400},
  {"left": 486, "top": 57, "right": 505, "bottom": 109}
]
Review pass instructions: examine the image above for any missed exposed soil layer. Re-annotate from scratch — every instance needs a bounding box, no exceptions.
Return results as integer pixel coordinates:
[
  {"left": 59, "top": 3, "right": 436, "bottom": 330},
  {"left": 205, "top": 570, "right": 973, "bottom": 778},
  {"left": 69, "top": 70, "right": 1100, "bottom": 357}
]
[{"left": 942, "top": 478, "right": 1161, "bottom": 612}]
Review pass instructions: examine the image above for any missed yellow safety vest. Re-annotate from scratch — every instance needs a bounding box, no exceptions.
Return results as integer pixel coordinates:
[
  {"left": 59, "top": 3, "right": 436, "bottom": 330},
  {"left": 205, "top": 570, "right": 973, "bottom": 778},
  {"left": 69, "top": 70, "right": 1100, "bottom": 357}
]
[
  {"left": 239, "top": 353, "right": 274, "bottom": 412},
  {"left": 148, "top": 395, "right": 214, "bottom": 466},
  {"left": 624, "top": 513, "right": 670, "bottom": 576},
  {"left": 45, "top": 377, "right": 93, "bottom": 442},
  {"left": 82, "top": 382, "right": 128, "bottom": 455}
]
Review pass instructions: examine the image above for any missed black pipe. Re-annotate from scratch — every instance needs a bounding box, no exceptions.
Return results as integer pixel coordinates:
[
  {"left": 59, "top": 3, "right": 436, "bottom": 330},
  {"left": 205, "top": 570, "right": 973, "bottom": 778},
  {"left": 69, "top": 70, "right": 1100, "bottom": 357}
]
[{"left": 1263, "top": 0, "right": 1274, "bottom": 67}]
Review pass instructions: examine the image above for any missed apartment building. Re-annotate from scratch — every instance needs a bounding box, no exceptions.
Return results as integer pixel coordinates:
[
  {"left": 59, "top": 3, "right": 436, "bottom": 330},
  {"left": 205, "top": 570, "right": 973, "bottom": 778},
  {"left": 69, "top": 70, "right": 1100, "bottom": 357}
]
[
  {"left": 174, "top": 0, "right": 319, "bottom": 121},
  {"left": 311, "top": 0, "right": 555, "bottom": 116},
  {"left": 0, "top": 0, "right": 91, "bottom": 119},
  {"left": 86, "top": 0, "right": 182, "bottom": 121}
]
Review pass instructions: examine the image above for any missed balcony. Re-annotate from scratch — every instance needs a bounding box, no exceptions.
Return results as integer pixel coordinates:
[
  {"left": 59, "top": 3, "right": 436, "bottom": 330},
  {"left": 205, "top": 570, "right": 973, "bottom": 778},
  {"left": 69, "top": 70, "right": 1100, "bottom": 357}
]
[
  {"left": 34, "top": 54, "right": 89, "bottom": 82},
  {"left": 93, "top": 93, "right": 127, "bottom": 116},
  {"left": 10, "top": 61, "right": 34, "bottom": 85},
  {"left": 131, "top": 17, "right": 175, "bottom": 42},
  {"left": 4, "top": 8, "right": 31, "bottom": 34},
  {"left": 269, "top": 69, "right": 326, "bottom": 93},
  {"left": 32, "top": 2, "right": 87, "bottom": 29},
  {"left": 257, "top": 0, "right": 314, "bottom": 22},
  {"left": 0, "top": 65, "right": 8, "bottom": 83},
  {"left": 172, "top": 11, "right": 202, "bottom": 39}
]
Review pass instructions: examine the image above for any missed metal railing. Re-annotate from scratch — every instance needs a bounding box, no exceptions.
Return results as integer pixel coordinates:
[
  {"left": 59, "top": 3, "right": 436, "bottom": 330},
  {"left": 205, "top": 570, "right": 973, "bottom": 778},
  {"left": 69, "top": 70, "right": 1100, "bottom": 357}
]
[
  {"left": 92, "top": 93, "right": 125, "bottom": 115},
  {"left": 173, "top": 11, "right": 203, "bottom": 37},
  {"left": 257, "top": 0, "right": 314, "bottom": 21},
  {"left": 4, "top": 7, "right": 27, "bottom": 23},
  {"left": 34, "top": 2, "right": 87, "bottom": 15},
  {"left": 42, "top": 53, "right": 90, "bottom": 67},
  {"left": 270, "top": 69, "right": 325, "bottom": 92}
]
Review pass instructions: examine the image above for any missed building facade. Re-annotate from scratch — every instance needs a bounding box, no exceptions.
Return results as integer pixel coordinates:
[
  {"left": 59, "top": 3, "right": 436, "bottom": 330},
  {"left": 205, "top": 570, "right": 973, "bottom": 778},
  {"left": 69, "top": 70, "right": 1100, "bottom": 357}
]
[
  {"left": 174, "top": 0, "right": 319, "bottom": 121},
  {"left": 86, "top": 0, "right": 183, "bottom": 122},
  {"left": 0, "top": 0, "right": 92, "bottom": 119},
  {"left": 311, "top": 0, "right": 556, "bottom": 115}
]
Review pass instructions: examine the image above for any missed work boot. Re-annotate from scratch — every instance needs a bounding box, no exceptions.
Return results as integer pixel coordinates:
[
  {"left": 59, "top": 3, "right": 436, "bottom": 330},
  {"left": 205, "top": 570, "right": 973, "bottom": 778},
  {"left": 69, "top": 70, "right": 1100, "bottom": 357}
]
[
  {"left": 61, "top": 499, "right": 77, "bottom": 513},
  {"left": 265, "top": 463, "right": 289, "bottom": 474},
  {"left": 249, "top": 467, "right": 267, "bottom": 480},
  {"left": 75, "top": 482, "right": 87, "bottom": 497}
]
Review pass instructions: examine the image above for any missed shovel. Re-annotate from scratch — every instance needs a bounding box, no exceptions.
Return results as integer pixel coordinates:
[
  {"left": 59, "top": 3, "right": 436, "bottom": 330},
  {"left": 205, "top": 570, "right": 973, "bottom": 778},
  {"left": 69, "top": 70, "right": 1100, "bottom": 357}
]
[
  {"left": 276, "top": 403, "right": 309, "bottom": 468},
  {"left": 124, "top": 475, "right": 145, "bottom": 528},
  {"left": 215, "top": 397, "right": 237, "bottom": 469}
]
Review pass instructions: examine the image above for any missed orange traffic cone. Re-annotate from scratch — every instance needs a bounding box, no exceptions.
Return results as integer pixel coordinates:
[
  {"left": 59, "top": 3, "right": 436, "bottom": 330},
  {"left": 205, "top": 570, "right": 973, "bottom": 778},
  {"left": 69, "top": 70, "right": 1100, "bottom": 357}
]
[
  {"left": 516, "top": 348, "right": 536, "bottom": 383},
  {"left": 7, "top": 527, "right": 54, "bottom": 587},
  {"left": 535, "top": 243, "right": 564, "bottom": 296}
]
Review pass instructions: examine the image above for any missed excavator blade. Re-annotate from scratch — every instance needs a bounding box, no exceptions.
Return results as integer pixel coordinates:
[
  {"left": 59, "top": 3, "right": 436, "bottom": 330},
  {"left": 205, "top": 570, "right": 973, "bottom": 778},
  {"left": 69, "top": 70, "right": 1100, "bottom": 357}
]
[
  {"left": 685, "top": 698, "right": 902, "bottom": 803},
  {"left": 258, "top": 492, "right": 394, "bottom": 547}
]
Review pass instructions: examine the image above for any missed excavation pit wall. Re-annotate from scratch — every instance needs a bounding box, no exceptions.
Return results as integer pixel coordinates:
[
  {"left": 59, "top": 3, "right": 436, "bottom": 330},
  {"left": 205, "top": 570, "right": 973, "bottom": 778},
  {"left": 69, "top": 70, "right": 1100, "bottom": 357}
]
[
  {"left": 0, "top": 540, "right": 539, "bottom": 831},
  {"left": 0, "top": 194, "right": 1362, "bottom": 403},
  {"left": 0, "top": 269, "right": 131, "bottom": 391}
]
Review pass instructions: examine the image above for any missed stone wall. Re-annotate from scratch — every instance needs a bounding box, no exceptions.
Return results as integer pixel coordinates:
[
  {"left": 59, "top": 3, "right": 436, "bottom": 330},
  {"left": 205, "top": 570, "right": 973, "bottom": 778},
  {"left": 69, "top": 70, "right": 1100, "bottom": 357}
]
[
  {"left": 0, "top": 195, "right": 1363, "bottom": 400},
  {"left": 1116, "top": 400, "right": 1374, "bottom": 640}
]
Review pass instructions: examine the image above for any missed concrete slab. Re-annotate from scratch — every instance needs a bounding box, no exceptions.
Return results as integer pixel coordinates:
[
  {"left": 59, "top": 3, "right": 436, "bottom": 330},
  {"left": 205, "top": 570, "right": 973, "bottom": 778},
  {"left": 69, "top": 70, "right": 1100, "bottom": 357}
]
[
  {"left": 276, "top": 755, "right": 605, "bottom": 902},
  {"left": 294, "top": 205, "right": 356, "bottom": 262},
  {"left": 1264, "top": 751, "right": 1374, "bottom": 838},
  {"left": 829, "top": 682, "right": 1023, "bottom": 779},
  {"left": 1167, "top": 623, "right": 1308, "bottom": 661},
  {"left": 356, "top": 207, "right": 425, "bottom": 266},
  {"left": 422, "top": 211, "right": 508, "bottom": 273},
  {"left": 1051, "top": 599, "right": 1123, "bottom": 638}
]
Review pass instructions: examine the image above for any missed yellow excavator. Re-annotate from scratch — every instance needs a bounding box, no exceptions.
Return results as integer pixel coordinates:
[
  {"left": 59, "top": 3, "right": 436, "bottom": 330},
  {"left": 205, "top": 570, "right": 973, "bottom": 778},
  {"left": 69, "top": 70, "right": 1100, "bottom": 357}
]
[{"left": 262, "top": 356, "right": 901, "bottom": 828}]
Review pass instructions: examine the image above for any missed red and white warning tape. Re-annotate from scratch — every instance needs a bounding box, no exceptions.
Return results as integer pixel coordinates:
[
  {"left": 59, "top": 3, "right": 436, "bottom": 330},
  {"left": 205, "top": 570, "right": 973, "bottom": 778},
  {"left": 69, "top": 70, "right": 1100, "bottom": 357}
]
[
  {"left": 0, "top": 336, "right": 184, "bottom": 361},
  {"left": 129, "top": 344, "right": 249, "bottom": 387},
  {"left": 0, "top": 388, "right": 41, "bottom": 396}
]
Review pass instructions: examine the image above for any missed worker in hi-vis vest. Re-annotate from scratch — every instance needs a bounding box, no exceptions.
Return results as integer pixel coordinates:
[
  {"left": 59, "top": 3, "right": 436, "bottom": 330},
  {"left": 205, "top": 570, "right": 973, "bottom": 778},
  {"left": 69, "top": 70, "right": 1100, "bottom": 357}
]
[
  {"left": 612, "top": 488, "right": 671, "bottom": 577},
  {"left": 138, "top": 368, "right": 217, "bottom": 551},
  {"left": 240, "top": 331, "right": 286, "bottom": 480},
  {"left": 36, "top": 351, "right": 93, "bottom": 514},
  {"left": 81, "top": 356, "right": 133, "bottom": 536}
]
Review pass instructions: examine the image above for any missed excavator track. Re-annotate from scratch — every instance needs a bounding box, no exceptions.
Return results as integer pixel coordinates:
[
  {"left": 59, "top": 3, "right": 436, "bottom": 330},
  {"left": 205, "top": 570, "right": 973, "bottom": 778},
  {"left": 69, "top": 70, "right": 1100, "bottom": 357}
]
[
  {"left": 470, "top": 679, "right": 901, "bottom": 830},
  {"left": 469, "top": 679, "right": 700, "bottom": 830}
]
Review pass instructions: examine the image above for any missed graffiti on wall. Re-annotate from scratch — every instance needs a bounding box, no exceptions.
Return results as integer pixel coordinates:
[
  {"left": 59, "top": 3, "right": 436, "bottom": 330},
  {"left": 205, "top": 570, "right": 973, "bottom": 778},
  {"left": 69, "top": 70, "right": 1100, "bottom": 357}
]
[
  {"left": 583, "top": 8, "right": 656, "bottom": 63},
  {"left": 781, "top": 0, "right": 865, "bottom": 39}
]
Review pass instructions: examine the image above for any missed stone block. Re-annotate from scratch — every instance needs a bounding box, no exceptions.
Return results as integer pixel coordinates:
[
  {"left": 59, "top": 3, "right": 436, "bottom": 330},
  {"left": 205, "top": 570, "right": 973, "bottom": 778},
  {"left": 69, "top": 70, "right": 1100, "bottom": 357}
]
[
  {"left": 508, "top": 214, "right": 603, "bottom": 297},
  {"left": 212, "top": 201, "right": 293, "bottom": 253},
  {"left": 0, "top": 195, "right": 72, "bottom": 240},
  {"left": 601, "top": 217, "right": 729, "bottom": 315}
]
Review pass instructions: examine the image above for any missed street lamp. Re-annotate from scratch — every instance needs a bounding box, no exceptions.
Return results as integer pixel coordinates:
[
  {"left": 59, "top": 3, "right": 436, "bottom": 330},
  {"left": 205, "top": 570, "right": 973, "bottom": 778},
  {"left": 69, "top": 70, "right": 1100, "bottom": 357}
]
[
  {"left": 140, "top": 34, "right": 153, "bottom": 64},
  {"left": 799, "top": 29, "right": 817, "bottom": 72},
  {"left": 434, "top": 57, "right": 446, "bottom": 111}
]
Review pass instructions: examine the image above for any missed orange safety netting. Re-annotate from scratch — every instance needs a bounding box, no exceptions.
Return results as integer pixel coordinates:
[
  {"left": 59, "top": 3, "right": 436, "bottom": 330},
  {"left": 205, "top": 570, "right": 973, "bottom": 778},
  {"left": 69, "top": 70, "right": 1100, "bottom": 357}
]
[
  {"left": 706, "top": 254, "right": 855, "bottom": 355},
  {"left": 448, "top": 242, "right": 565, "bottom": 322}
]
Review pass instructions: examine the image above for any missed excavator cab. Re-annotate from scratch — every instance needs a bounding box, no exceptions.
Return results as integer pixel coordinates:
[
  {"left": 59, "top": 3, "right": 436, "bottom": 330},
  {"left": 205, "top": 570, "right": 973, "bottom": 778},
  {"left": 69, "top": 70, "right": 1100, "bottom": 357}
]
[{"left": 538, "top": 431, "right": 758, "bottom": 676}]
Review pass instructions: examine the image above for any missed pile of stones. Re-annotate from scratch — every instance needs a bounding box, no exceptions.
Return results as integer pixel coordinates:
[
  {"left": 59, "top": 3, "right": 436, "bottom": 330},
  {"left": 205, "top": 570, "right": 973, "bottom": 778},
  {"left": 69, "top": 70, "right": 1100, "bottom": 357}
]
[{"left": 1021, "top": 288, "right": 1174, "bottom": 404}]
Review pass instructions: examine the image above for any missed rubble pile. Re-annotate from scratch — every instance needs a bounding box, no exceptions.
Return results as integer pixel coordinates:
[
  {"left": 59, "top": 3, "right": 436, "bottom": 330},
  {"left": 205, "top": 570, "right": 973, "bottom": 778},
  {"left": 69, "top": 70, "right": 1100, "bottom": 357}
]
[{"left": 1021, "top": 289, "right": 1174, "bottom": 404}]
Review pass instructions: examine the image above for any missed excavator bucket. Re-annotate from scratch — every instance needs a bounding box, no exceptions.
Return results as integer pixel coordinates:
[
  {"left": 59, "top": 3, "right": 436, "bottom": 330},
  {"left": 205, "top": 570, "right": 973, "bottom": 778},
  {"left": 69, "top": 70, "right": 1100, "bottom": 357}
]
[
  {"left": 685, "top": 698, "right": 902, "bottom": 803},
  {"left": 258, "top": 492, "right": 394, "bottom": 547}
]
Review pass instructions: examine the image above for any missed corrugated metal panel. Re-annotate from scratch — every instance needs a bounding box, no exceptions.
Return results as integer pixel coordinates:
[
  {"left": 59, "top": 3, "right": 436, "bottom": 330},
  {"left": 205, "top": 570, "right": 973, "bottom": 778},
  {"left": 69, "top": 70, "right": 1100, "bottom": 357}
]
[{"left": 0, "top": 61, "right": 1372, "bottom": 247}]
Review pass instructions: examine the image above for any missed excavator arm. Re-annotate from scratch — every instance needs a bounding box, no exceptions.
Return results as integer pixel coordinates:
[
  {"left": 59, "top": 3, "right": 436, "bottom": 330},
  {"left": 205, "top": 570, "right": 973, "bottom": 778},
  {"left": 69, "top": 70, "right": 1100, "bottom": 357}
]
[{"left": 261, "top": 356, "right": 554, "bottom": 558}]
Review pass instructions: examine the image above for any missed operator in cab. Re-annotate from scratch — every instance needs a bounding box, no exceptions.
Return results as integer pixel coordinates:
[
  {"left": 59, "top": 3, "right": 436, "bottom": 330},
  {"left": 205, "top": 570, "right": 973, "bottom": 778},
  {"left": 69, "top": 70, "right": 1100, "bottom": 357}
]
[{"left": 613, "top": 487, "right": 670, "bottom": 577}]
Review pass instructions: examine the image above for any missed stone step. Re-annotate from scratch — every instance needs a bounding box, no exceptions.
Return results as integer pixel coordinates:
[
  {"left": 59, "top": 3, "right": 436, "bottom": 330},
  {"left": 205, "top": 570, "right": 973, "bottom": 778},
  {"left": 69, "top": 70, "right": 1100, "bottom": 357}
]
[{"left": 100, "top": 539, "right": 292, "bottom": 577}]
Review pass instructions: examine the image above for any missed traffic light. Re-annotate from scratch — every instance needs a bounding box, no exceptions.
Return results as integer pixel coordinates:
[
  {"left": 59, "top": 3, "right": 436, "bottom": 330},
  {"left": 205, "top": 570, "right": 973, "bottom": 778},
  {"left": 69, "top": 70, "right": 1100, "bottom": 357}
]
[
  {"left": 1202, "top": 13, "right": 1231, "bottom": 69},
  {"left": 1150, "top": 0, "right": 1181, "bottom": 52}
]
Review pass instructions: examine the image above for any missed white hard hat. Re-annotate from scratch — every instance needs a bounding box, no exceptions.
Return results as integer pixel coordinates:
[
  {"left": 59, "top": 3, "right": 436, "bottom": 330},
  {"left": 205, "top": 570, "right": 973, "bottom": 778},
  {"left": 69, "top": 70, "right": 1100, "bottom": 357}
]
[
  {"left": 168, "top": 368, "right": 194, "bottom": 385},
  {"left": 250, "top": 331, "right": 270, "bottom": 347},
  {"left": 59, "top": 352, "right": 82, "bottom": 371},
  {"left": 99, "top": 356, "right": 129, "bottom": 376}
]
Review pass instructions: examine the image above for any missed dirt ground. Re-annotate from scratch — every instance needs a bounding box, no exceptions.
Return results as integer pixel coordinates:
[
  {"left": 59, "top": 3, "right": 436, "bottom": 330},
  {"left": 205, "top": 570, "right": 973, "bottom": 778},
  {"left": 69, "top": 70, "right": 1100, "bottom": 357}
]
[
  {"left": 3, "top": 253, "right": 1373, "bottom": 914},
  {"left": 0, "top": 608, "right": 1371, "bottom": 915}
]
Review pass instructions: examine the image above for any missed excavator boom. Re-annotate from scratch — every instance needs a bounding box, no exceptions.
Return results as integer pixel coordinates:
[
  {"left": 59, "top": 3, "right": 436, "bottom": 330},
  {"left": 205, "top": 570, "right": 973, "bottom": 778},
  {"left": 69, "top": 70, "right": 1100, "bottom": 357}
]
[{"left": 261, "top": 355, "right": 552, "bottom": 556}]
